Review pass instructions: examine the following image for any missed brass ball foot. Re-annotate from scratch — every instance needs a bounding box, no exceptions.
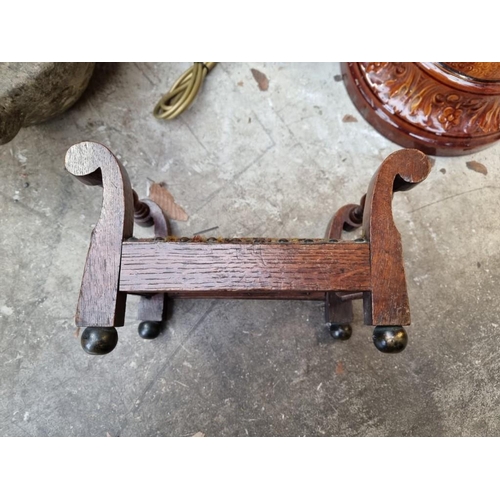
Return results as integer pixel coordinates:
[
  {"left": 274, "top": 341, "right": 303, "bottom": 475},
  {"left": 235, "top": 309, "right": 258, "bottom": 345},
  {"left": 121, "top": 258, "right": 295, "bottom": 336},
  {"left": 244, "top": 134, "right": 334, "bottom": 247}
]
[
  {"left": 81, "top": 327, "right": 118, "bottom": 355},
  {"left": 373, "top": 325, "right": 408, "bottom": 353},
  {"left": 138, "top": 321, "right": 162, "bottom": 340},
  {"left": 329, "top": 323, "right": 352, "bottom": 340}
]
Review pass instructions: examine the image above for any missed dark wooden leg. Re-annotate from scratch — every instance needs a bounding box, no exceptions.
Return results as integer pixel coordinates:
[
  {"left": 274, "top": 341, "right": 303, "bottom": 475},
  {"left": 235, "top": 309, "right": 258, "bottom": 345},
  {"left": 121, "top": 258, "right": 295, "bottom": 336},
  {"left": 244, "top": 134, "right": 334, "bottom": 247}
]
[
  {"left": 136, "top": 197, "right": 170, "bottom": 340},
  {"left": 137, "top": 293, "right": 170, "bottom": 339},
  {"left": 324, "top": 198, "right": 364, "bottom": 340},
  {"left": 325, "top": 292, "right": 353, "bottom": 340}
]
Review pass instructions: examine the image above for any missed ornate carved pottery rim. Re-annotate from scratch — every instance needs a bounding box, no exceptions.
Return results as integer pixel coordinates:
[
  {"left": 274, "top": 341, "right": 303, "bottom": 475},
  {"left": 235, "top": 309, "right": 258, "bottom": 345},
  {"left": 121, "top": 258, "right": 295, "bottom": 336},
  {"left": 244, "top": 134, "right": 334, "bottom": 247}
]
[
  {"left": 357, "top": 62, "right": 500, "bottom": 138},
  {"left": 342, "top": 62, "right": 500, "bottom": 155},
  {"left": 417, "top": 63, "right": 500, "bottom": 95}
]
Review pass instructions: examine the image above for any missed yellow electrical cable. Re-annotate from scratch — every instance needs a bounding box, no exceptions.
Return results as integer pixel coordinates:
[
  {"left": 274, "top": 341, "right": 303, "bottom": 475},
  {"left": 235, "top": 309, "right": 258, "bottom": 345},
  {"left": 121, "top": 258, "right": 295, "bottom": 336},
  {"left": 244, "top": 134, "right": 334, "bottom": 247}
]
[{"left": 153, "top": 62, "right": 217, "bottom": 120}]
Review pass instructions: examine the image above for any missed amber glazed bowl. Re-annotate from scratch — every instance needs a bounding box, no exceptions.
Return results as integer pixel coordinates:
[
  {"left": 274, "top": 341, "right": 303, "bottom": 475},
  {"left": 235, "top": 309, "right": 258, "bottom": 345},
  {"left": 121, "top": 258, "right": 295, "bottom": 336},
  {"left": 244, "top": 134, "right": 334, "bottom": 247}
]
[{"left": 342, "top": 62, "right": 500, "bottom": 156}]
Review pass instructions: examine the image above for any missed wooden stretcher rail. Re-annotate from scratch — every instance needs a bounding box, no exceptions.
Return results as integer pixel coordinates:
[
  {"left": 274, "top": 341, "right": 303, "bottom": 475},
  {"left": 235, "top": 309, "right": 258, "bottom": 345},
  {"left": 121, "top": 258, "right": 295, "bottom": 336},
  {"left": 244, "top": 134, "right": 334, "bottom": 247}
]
[{"left": 119, "top": 241, "right": 371, "bottom": 294}]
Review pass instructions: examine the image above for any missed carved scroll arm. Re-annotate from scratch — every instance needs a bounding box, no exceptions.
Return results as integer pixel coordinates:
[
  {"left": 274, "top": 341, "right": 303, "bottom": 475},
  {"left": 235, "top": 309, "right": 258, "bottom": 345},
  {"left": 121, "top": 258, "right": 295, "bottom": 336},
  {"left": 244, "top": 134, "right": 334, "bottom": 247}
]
[
  {"left": 65, "top": 141, "right": 134, "bottom": 327},
  {"left": 361, "top": 148, "right": 431, "bottom": 326}
]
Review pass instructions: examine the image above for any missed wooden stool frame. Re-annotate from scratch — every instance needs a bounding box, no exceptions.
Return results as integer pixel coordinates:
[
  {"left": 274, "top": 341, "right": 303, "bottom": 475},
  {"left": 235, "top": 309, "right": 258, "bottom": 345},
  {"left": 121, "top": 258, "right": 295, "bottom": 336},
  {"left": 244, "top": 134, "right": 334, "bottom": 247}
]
[{"left": 65, "top": 142, "right": 431, "bottom": 355}]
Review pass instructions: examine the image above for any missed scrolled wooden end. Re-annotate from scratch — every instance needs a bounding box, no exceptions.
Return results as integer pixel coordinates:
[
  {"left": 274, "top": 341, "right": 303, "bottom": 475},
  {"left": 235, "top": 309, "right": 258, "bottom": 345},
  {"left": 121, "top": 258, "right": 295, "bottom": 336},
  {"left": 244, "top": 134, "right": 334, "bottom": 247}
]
[
  {"left": 66, "top": 141, "right": 134, "bottom": 327},
  {"left": 388, "top": 148, "right": 432, "bottom": 192},
  {"left": 65, "top": 141, "right": 114, "bottom": 186},
  {"left": 362, "top": 148, "right": 431, "bottom": 327},
  {"left": 362, "top": 148, "right": 432, "bottom": 238}
]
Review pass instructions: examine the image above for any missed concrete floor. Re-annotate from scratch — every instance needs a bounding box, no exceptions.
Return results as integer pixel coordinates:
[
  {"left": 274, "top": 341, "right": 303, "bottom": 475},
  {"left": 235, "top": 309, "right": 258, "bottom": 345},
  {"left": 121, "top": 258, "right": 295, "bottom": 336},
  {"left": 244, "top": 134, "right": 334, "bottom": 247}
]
[{"left": 1, "top": 62, "right": 500, "bottom": 436}]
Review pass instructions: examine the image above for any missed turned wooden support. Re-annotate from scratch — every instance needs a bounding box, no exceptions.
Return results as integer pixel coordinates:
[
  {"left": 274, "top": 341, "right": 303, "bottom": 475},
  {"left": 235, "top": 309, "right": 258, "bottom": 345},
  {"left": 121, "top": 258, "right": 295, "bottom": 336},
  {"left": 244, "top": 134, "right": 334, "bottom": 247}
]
[
  {"left": 133, "top": 191, "right": 155, "bottom": 228},
  {"left": 66, "top": 142, "right": 431, "bottom": 356},
  {"left": 324, "top": 195, "right": 365, "bottom": 334}
]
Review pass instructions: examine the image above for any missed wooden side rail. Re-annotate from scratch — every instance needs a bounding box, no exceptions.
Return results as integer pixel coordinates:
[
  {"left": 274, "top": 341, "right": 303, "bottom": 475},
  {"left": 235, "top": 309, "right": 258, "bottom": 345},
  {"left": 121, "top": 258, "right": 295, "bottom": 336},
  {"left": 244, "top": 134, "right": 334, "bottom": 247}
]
[
  {"left": 65, "top": 142, "right": 431, "bottom": 357},
  {"left": 119, "top": 240, "right": 371, "bottom": 294}
]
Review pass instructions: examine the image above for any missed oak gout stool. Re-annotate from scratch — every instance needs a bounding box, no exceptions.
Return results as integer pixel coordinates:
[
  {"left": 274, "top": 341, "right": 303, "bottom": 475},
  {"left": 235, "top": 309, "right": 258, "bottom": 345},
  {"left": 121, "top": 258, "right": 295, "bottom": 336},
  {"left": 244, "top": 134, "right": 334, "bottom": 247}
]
[{"left": 65, "top": 141, "right": 431, "bottom": 356}]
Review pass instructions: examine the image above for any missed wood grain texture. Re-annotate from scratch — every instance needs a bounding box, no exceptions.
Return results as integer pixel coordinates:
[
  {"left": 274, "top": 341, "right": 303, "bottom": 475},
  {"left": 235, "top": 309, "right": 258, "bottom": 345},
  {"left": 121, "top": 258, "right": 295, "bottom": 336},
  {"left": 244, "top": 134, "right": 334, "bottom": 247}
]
[
  {"left": 164, "top": 291, "right": 326, "bottom": 300},
  {"left": 137, "top": 293, "right": 166, "bottom": 321},
  {"left": 119, "top": 241, "right": 371, "bottom": 294},
  {"left": 362, "top": 149, "right": 431, "bottom": 326},
  {"left": 66, "top": 141, "right": 134, "bottom": 327}
]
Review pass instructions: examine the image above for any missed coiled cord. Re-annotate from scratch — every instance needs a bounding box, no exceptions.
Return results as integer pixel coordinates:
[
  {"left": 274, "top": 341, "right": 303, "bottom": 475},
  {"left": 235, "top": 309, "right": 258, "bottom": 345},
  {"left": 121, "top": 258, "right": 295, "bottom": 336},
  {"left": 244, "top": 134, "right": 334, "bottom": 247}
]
[{"left": 153, "top": 62, "right": 217, "bottom": 120}]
